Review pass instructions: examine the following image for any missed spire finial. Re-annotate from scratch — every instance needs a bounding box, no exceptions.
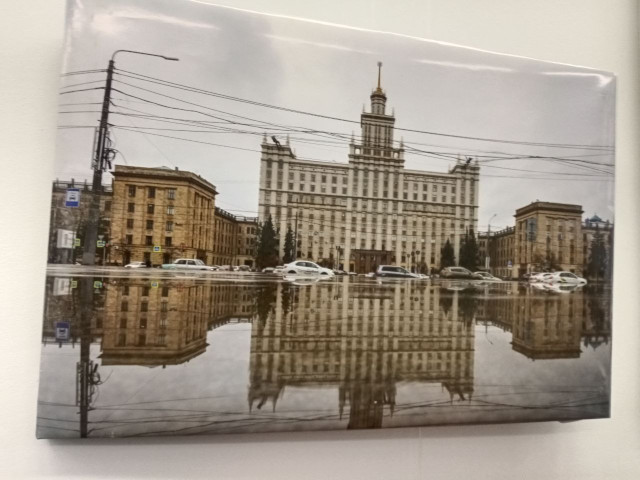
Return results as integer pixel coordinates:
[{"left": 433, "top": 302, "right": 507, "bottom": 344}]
[{"left": 376, "top": 61, "right": 383, "bottom": 91}]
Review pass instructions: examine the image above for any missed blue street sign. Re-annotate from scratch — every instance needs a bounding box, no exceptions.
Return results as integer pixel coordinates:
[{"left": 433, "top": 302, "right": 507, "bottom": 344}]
[
  {"left": 153, "top": 245, "right": 161, "bottom": 252},
  {"left": 55, "top": 322, "right": 70, "bottom": 341},
  {"left": 65, "top": 188, "right": 80, "bottom": 208}
]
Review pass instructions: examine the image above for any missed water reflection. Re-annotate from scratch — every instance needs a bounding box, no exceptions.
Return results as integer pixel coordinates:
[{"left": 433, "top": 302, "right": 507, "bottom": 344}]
[{"left": 38, "top": 277, "right": 611, "bottom": 437}]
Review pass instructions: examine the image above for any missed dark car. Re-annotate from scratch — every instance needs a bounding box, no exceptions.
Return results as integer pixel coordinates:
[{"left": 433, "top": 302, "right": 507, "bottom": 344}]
[
  {"left": 375, "top": 265, "right": 419, "bottom": 278},
  {"left": 440, "top": 266, "right": 482, "bottom": 280}
]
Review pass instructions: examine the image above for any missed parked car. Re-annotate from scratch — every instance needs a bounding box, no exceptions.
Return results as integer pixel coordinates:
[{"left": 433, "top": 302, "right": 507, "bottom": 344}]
[
  {"left": 161, "top": 258, "right": 215, "bottom": 271},
  {"left": 273, "top": 265, "right": 286, "bottom": 275},
  {"left": 440, "top": 266, "right": 482, "bottom": 280},
  {"left": 474, "top": 271, "right": 503, "bottom": 282},
  {"left": 545, "top": 271, "right": 587, "bottom": 285},
  {"left": 283, "top": 260, "right": 335, "bottom": 277},
  {"left": 375, "top": 265, "right": 419, "bottom": 278},
  {"left": 124, "top": 261, "right": 147, "bottom": 269},
  {"left": 262, "top": 267, "right": 275, "bottom": 273}
]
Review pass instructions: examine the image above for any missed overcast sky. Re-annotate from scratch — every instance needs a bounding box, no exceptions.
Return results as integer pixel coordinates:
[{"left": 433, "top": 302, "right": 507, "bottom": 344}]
[{"left": 56, "top": 0, "right": 615, "bottom": 231}]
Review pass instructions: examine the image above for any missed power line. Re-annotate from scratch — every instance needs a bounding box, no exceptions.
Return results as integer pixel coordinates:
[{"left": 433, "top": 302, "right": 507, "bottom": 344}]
[{"left": 113, "top": 67, "right": 615, "bottom": 151}]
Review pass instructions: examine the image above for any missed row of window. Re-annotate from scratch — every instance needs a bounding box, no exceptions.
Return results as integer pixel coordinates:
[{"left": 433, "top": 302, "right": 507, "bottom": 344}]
[
  {"left": 127, "top": 185, "right": 176, "bottom": 200},
  {"left": 126, "top": 219, "right": 174, "bottom": 231}
]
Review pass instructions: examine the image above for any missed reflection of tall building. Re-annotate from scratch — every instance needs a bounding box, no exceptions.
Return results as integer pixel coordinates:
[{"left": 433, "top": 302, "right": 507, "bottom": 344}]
[
  {"left": 258, "top": 64, "right": 480, "bottom": 273},
  {"left": 101, "top": 280, "right": 257, "bottom": 366},
  {"left": 248, "top": 281, "right": 475, "bottom": 428},
  {"left": 477, "top": 284, "right": 611, "bottom": 360}
]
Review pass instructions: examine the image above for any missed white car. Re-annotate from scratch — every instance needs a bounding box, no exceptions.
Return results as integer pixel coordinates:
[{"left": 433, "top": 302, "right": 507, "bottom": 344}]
[
  {"left": 545, "top": 271, "right": 587, "bottom": 285},
  {"left": 161, "top": 258, "right": 215, "bottom": 271},
  {"left": 283, "top": 260, "right": 335, "bottom": 277},
  {"left": 273, "top": 265, "right": 285, "bottom": 275},
  {"left": 474, "top": 271, "right": 502, "bottom": 282},
  {"left": 124, "top": 261, "right": 147, "bottom": 268}
]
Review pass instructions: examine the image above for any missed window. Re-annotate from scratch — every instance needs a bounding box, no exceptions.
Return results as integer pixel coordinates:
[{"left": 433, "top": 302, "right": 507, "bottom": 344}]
[
  {"left": 167, "top": 189, "right": 176, "bottom": 200},
  {"left": 166, "top": 221, "right": 174, "bottom": 232},
  {"left": 146, "top": 220, "right": 153, "bottom": 230},
  {"left": 146, "top": 235, "right": 153, "bottom": 246},
  {"left": 165, "top": 236, "right": 172, "bottom": 246},
  {"left": 104, "top": 201, "right": 111, "bottom": 211},
  {"left": 125, "top": 234, "right": 133, "bottom": 245},
  {"left": 147, "top": 204, "right": 155, "bottom": 214},
  {"left": 167, "top": 206, "right": 174, "bottom": 215},
  {"left": 128, "top": 185, "right": 136, "bottom": 197},
  {"left": 126, "top": 218, "right": 134, "bottom": 229},
  {"left": 127, "top": 202, "right": 135, "bottom": 213},
  {"left": 148, "top": 187, "right": 156, "bottom": 198}
]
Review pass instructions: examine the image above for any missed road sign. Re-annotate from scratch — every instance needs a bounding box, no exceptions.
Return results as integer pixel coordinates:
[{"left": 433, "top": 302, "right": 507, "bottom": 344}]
[
  {"left": 55, "top": 322, "right": 70, "bottom": 341},
  {"left": 97, "top": 240, "right": 106, "bottom": 248},
  {"left": 93, "top": 280, "right": 103, "bottom": 289},
  {"left": 151, "top": 281, "right": 159, "bottom": 289},
  {"left": 153, "top": 245, "right": 161, "bottom": 252},
  {"left": 74, "top": 238, "right": 81, "bottom": 247},
  {"left": 507, "top": 260, "right": 513, "bottom": 268},
  {"left": 71, "top": 280, "right": 77, "bottom": 289},
  {"left": 65, "top": 188, "right": 80, "bottom": 207}
]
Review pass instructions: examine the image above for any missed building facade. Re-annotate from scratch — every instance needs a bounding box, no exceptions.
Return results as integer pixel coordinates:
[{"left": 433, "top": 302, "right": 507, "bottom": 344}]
[
  {"left": 48, "top": 179, "right": 113, "bottom": 264},
  {"left": 212, "top": 208, "right": 259, "bottom": 267},
  {"left": 110, "top": 165, "right": 217, "bottom": 266},
  {"left": 258, "top": 66, "right": 480, "bottom": 273},
  {"left": 482, "top": 202, "right": 613, "bottom": 279}
]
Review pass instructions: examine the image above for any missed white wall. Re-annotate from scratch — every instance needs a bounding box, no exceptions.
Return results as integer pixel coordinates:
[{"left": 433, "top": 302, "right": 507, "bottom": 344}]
[{"left": 1, "top": 1, "right": 638, "bottom": 478}]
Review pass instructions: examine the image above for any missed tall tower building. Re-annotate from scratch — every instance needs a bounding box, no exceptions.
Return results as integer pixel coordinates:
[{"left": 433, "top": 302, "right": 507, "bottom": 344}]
[{"left": 258, "top": 63, "right": 480, "bottom": 273}]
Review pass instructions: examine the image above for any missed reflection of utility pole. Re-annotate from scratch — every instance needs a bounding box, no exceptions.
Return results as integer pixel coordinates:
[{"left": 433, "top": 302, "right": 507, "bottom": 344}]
[
  {"left": 77, "top": 277, "right": 93, "bottom": 437},
  {"left": 82, "top": 50, "right": 179, "bottom": 265}
]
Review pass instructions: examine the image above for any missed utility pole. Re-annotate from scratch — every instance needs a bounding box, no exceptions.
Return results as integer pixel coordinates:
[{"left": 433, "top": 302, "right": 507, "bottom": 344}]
[
  {"left": 81, "top": 50, "right": 179, "bottom": 265},
  {"left": 293, "top": 210, "right": 299, "bottom": 259}
]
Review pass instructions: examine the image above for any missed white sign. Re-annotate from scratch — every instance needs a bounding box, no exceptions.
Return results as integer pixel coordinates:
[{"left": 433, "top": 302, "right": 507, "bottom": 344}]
[
  {"left": 53, "top": 277, "right": 71, "bottom": 296},
  {"left": 56, "top": 229, "right": 75, "bottom": 249}
]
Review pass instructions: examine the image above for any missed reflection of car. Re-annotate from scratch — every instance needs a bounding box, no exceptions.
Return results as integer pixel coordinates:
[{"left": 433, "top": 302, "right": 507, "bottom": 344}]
[
  {"left": 440, "top": 267, "right": 482, "bottom": 280},
  {"left": 161, "top": 258, "right": 215, "bottom": 271},
  {"left": 545, "top": 271, "right": 587, "bottom": 285},
  {"left": 543, "top": 283, "right": 584, "bottom": 294},
  {"left": 417, "top": 273, "right": 430, "bottom": 279},
  {"left": 375, "top": 265, "right": 419, "bottom": 278},
  {"left": 474, "top": 271, "right": 502, "bottom": 282},
  {"left": 283, "top": 261, "right": 335, "bottom": 276},
  {"left": 529, "top": 272, "right": 553, "bottom": 283},
  {"left": 124, "top": 261, "right": 147, "bottom": 269}
]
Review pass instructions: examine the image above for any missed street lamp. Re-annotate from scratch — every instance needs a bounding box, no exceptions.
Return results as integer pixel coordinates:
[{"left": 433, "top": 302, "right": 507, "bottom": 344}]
[{"left": 82, "top": 50, "right": 179, "bottom": 265}]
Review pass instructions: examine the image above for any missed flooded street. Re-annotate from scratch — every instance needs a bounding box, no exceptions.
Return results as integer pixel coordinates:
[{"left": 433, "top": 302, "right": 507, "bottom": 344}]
[{"left": 37, "top": 268, "right": 611, "bottom": 438}]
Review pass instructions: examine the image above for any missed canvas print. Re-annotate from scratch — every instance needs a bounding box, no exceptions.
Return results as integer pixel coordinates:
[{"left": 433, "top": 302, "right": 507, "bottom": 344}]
[{"left": 38, "top": 0, "right": 615, "bottom": 438}]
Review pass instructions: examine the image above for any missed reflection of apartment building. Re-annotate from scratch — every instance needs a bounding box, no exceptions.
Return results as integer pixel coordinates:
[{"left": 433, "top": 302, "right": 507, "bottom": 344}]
[
  {"left": 248, "top": 281, "right": 475, "bottom": 428},
  {"left": 258, "top": 66, "right": 480, "bottom": 273},
  {"left": 213, "top": 208, "right": 258, "bottom": 267},
  {"left": 111, "top": 165, "right": 217, "bottom": 266},
  {"left": 476, "top": 284, "right": 610, "bottom": 359},
  {"left": 482, "top": 202, "right": 613, "bottom": 279},
  {"left": 100, "top": 280, "right": 257, "bottom": 366},
  {"left": 48, "top": 179, "right": 113, "bottom": 264}
]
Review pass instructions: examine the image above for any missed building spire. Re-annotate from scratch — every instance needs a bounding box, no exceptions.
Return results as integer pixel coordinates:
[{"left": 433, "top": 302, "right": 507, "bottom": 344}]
[{"left": 376, "top": 61, "right": 383, "bottom": 92}]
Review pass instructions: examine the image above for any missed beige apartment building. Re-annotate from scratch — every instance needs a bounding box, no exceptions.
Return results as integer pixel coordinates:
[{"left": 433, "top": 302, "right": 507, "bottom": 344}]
[
  {"left": 213, "top": 208, "right": 258, "bottom": 267},
  {"left": 482, "top": 202, "right": 613, "bottom": 279},
  {"left": 258, "top": 66, "right": 480, "bottom": 273},
  {"left": 110, "top": 165, "right": 217, "bottom": 266}
]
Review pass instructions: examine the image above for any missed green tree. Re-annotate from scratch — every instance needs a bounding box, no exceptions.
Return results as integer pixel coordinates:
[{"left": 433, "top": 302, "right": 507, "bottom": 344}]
[
  {"left": 459, "top": 229, "right": 479, "bottom": 271},
  {"left": 440, "top": 239, "right": 456, "bottom": 269},
  {"left": 255, "top": 215, "right": 280, "bottom": 269},
  {"left": 587, "top": 225, "right": 607, "bottom": 282},
  {"left": 283, "top": 225, "right": 295, "bottom": 263}
]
